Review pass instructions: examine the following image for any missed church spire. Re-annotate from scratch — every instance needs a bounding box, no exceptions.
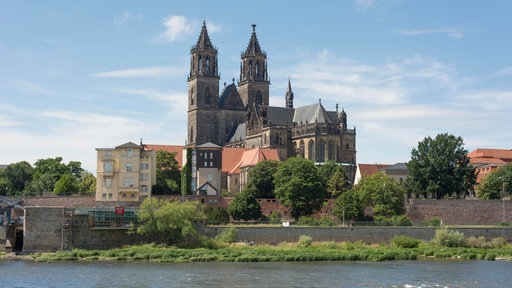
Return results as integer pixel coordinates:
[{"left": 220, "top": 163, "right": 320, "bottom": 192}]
[
  {"left": 243, "top": 24, "right": 264, "bottom": 56},
  {"left": 285, "top": 77, "right": 294, "bottom": 108},
  {"left": 189, "top": 21, "right": 219, "bottom": 80},
  {"left": 193, "top": 21, "right": 215, "bottom": 51}
]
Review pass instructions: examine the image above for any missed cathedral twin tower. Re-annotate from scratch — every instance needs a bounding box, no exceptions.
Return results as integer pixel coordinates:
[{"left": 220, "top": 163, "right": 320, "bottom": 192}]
[{"left": 187, "top": 22, "right": 356, "bottom": 169}]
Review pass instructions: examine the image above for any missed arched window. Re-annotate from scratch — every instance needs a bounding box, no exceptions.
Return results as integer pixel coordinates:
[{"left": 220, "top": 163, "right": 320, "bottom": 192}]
[
  {"left": 299, "top": 140, "right": 305, "bottom": 158},
  {"left": 256, "top": 91, "right": 262, "bottom": 105},
  {"left": 308, "top": 140, "right": 315, "bottom": 161},
  {"left": 328, "top": 140, "right": 335, "bottom": 161},
  {"left": 256, "top": 60, "right": 260, "bottom": 76},
  {"left": 198, "top": 56, "right": 203, "bottom": 72},
  {"left": 205, "top": 57, "right": 210, "bottom": 73},
  {"left": 249, "top": 61, "right": 253, "bottom": 76},
  {"left": 190, "top": 88, "right": 195, "bottom": 106},
  {"left": 318, "top": 139, "right": 326, "bottom": 162}
]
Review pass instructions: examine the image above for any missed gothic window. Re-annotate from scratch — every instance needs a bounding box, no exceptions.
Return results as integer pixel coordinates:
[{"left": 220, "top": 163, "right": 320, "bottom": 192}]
[
  {"left": 308, "top": 140, "right": 315, "bottom": 161},
  {"left": 190, "top": 88, "right": 195, "bottom": 106},
  {"left": 205, "top": 87, "right": 211, "bottom": 105},
  {"left": 256, "top": 60, "right": 260, "bottom": 76},
  {"left": 299, "top": 140, "right": 305, "bottom": 158},
  {"left": 205, "top": 57, "right": 210, "bottom": 73},
  {"left": 256, "top": 91, "right": 262, "bottom": 105},
  {"left": 318, "top": 139, "right": 326, "bottom": 162},
  {"left": 328, "top": 140, "right": 335, "bottom": 161},
  {"left": 198, "top": 56, "right": 203, "bottom": 72},
  {"left": 264, "top": 134, "right": 267, "bottom": 144},
  {"left": 249, "top": 61, "right": 253, "bottom": 76},
  {"left": 190, "top": 127, "right": 194, "bottom": 143}
]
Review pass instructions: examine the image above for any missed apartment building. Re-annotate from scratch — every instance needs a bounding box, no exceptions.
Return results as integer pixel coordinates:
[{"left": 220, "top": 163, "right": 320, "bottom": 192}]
[{"left": 95, "top": 142, "right": 156, "bottom": 203}]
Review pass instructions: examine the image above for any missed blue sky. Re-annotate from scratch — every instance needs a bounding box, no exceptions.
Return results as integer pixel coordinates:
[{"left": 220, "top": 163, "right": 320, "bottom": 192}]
[{"left": 1, "top": 1, "right": 511, "bottom": 173}]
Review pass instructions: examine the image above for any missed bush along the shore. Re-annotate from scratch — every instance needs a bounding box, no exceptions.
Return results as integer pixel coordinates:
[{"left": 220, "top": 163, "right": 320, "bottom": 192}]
[{"left": 30, "top": 228, "right": 512, "bottom": 263}]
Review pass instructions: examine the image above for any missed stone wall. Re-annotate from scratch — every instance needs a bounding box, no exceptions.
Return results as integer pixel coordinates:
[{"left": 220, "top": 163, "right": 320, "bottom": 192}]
[
  {"left": 406, "top": 199, "right": 510, "bottom": 225},
  {"left": 23, "top": 207, "right": 66, "bottom": 252},
  {"left": 204, "top": 226, "right": 512, "bottom": 245}
]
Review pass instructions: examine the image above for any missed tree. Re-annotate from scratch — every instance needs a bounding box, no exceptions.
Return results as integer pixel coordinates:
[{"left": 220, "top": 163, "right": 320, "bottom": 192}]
[
  {"left": 355, "top": 172, "right": 405, "bottom": 218},
  {"left": 246, "top": 160, "right": 278, "bottom": 198},
  {"left": 204, "top": 206, "right": 230, "bottom": 224},
  {"left": 32, "top": 157, "right": 84, "bottom": 193},
  {"left": 476, "top": 163, "right": 512, "bottom": 199},
  {"left": 78, "top": 172, "right": 96, "bottom": 196},
  {"left": 228, "top": 189, "right": 262, "bottom": 221},
  {"left": 407, "top": 133, "right": 476, "bottom": 199},
  {"left": 318, "top": 161, "right": 339, "bottom": 193},
  {"left": 137, "top": 198, "right": 204, "bottom": 245},
  {"left": 333, "top": 190, "right": 364, "bottom": 224},
  {"left": 2, "top": 161, "right": 33, "bottom": 194},
  {"left": 54, "top": 174, "right": 79, "bottom": 195},
  {"left": 154, "top": 150, "right": 181, "bottom": 195},
  {"left": 327, "top": 166, "right": 349, "bottom": 198},
  {"left": 181, "top": 148, "right": 192, "bottom": 196},
  {"left": 273, "top": 157, "right": 324, "bottom": 220}
]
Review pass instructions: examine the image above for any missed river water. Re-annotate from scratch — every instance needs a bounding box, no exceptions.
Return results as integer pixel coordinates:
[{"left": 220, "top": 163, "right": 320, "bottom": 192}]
[{"left": 1, "top": 259, "right": 511, "bottom": 288}]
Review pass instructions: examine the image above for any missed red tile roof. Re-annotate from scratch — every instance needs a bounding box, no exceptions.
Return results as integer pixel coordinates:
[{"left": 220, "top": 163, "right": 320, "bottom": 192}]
[
  {"left": 229, "top": 148, "right": 280, "bottom": 174},
  {"left": 222, "top": 147, "right": 250, "bottom": 173},
  {"left": 468, "top": 148, "right": 512, "bottom": 163},
  {"left": 357, "top": 163, "right": 390, "bottom": 177}
]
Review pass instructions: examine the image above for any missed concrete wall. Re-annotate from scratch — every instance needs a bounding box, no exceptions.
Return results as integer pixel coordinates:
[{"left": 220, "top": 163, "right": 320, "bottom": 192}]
[{"left": 24, "top": 207, "right": 66, "bottom": 252}]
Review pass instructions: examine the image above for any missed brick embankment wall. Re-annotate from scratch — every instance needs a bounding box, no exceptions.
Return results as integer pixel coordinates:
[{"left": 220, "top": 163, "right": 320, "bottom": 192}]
[
  {"left": 23, "top": 207, "right": 65, "bottom": 252},
  {"left": 406, "top": 199, "right": 510, "bottom": 225}
]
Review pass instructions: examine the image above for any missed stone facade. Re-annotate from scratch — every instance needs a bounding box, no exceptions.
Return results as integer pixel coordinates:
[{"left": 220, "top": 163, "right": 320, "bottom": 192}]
[{"left": 186, "top": 22, "right": 357, "bottom": 179}]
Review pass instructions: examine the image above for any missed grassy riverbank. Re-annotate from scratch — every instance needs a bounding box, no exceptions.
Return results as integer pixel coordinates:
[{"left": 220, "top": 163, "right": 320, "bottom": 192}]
[{"left": 31, "top": 240, "right": 512, "bottom": 263}]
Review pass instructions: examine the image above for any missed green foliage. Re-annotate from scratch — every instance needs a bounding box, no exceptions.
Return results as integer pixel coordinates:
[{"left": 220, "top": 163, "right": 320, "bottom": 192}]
[
  {"left": 2, "top": 161, "right": 33, "bottom": 195},
  {"left": 354, "top": 172, "right": 405, "bottom": 218},
  {"left": 298, "top": 235, "right": 313, "bottom": 248},
  {"left": 421, "top": 218, "right": 442, "bottom": 227},
  {"left": 181, "top": 148, "right": 192, "bottom": 196},
  {"left": 215, "top": 227, "right": 238, "bottom": 244},
  {"left": 53, "top": 174, "right": 79, "bottom": 195},
  {"left": 78, "top": 172, "right": 96, "bottom": 196},
  {"left": 432, "top": 228, "right": 466, "bottom": 247},
  {"left": 228, "top": 191, "right": 262, "bottom": 221},
  {"left": 136, "top": 198, "right": 204, "bottom": 245},
  {"left": 327, "top": 166, "right": 350, "bottom": 198},
  {"left": 333, "top": 189, "right": 364, "bottom": 223},
  {"left": 269, "top": 210, "right": 282, "bottom": 224},
  {"left": 390, "top": 235, "right": 421, "bottom": 248},
  {"left": 204, "top": 206, "right": 230, "bottom": 224},
  {"left": 476, "top": 163, "right": 512, "bottom": 199},
  {"left": 407, "top": 133, "right": 476, "bottom": 199},
  {"left": 297, "top": 216, "right": 335, "bottom": 226},
  {"left": 274, "top": 157, "right": 324, "bottom": 220},
  {"left": 29, "top": 157, "right": 84, "bottom": 194},
  {"left": 154, "top": 150, "right": 181, "bottom": 195},
  {"left": 246, "top": 160, "right": 278, "bottom": 198},
  {"left": 373, "top": 215, "right": 412, "bottom": 226}
]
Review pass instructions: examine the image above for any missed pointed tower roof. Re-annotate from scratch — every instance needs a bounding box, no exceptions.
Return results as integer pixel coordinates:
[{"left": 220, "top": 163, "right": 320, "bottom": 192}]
[
  {"left": 242, "top": 24, "right": 265, "bottom": 56},
  {"left": 192, "top": 21, "right": 217, "bottom": 52},
  {"left": 285, "top": 77, "right": 294, "bottom": 108}
]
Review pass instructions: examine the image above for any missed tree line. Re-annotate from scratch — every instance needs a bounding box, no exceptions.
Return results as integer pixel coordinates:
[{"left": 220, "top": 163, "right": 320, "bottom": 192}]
[{"left": 0, "top": 157, "right": 96, "bottom": 196}]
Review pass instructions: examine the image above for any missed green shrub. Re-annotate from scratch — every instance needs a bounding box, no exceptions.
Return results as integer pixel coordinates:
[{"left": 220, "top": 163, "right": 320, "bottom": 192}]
[
  {"left": 421, "top": 218, "right": 442, "bottom": 227},
  {"left": 298, "top": 235, "right": 313, "bottom": 248},
  {"left": 215, "top": 227, "right": 238, "bottom": 244},
  {"left": 466, "top": 236, "right": 488, "bottom": 248},
  {"left": 269, "top": 210, "right": 282, "bottom": 224},
  {"left": 374, "top": 215, "right": 412, "bottom": 226},
  {"left": 490, "top": 237, "right": 508, "bottom": 248},
  {"left": 390, "top": 235, "right": 421, "bottom": 248},
  {"left": 433, "top": 228, "right": 466, "bottom": 247}
]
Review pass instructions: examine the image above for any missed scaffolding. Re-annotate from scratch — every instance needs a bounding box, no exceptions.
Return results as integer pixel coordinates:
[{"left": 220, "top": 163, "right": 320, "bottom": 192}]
[{"left": 83, "top": 208, "right": 139, "bottom": 228}]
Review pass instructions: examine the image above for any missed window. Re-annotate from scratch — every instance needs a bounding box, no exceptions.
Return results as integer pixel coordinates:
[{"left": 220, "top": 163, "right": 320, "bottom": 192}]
[
  {"left": 210, "top": 161, "right": 213, "bottom": 167},
  {"left": 210, "top": 152, "right": 213, "bottom": 159},
  {"left": 105, "top": 151, "right": 112, "bottom": 157},
  {"left": 207, "top": 173, "right": 213, "bottom": 182},
  {"left": 122, "top": 193, "right": 127, "bottom": 198},
  {"left": 140, "top": 185, "right": 148, "bottom": 192},
  {"left": 123, "top": 177, "right": 134, "bottom": 187},
  {"left": 126, "top": 163, "right": 132, "bottom": 172},
  {"left": 105, "top": 178, "right": 112, "bottom": 188},
  {"left": 102, "top": 193, "right": 107, "bottom": 199},
  {"left": 140, "top": 163, "right": 149, "bottom": 170},
  {"left": 131, "top": 194, "right": 136, "bottom": 198},
  {"left": 103, "top": 162, "right": 113, "bottom": 173},
  {"left": 127, "top": 148, "right": 133, "bottom": 157},
  {"left": 139, "top": 174, "right": 149, "bottom": 181},
  {"left": 108, "top": 193, "right": 113, "bottom": 199}
]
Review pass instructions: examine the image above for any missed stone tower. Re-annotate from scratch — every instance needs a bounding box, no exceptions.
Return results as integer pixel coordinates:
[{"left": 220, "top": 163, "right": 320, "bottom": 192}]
[
  {"left": 187, "top": 21, "right": 220, "bottom": 146},
  {"left": 238, "top": 24, "right": 270, "bottom": 108},
  {"left": 285, "top": 78, "right": 294, "bottom": 109}
]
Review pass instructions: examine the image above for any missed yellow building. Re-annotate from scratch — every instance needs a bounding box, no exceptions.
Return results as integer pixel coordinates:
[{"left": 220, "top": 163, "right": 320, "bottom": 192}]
[{"left": 95, "top": 142, "right": 156, "bottom": 203}]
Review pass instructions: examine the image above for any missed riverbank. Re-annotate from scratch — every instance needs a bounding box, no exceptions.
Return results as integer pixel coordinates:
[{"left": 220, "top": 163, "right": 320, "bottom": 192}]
[{"left": 23, "top": 240, "right": 512, "bottom": 263}]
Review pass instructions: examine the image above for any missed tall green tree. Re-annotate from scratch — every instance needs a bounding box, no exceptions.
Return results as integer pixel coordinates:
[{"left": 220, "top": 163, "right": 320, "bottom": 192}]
[
  {"left": 407, "top": 133, "right": 476, "bottom": 199},
  {"left": 137, "top": 198, "right": 204, "bottom": 245},
  {"left": 154, "top": 150, "right": 181, "bottom": 195},
  {"left": 181, "top": 148, "right": 192, "bottom": 196},
  {"left": 273, "top": 157, "right": 324, "bottom": 220},
  {"left": 476, "top": 163, "right": 512, "bottom": 199},
  {"left": 78, "top": 172, "right": 97, "bottom": 196},
  {"left": 228, "top": 189, "right": 262, "bottom": 221},
  {"left": 327, "top": 166, "right": 349, "bottom": 198},
  {"left": 2, "top": 161, "right": 33, "bottom": 194},
  {"left": 318, "top": 161, "right": 339, "bottom": 193},
  {"left": 355, "top": 172, "right": 405, "bottom": 217},
  {"left": 246, "top": 160, "right": 278, "bottom": 198},
  {"left": 54, "top": 174, "right": 79, "bottom": 195},
  {"left": 333, "top": 189, "right": 364, "bottom": 224},
  {"left": 32, "top": 157, "right": 84, "bottom": 193}
]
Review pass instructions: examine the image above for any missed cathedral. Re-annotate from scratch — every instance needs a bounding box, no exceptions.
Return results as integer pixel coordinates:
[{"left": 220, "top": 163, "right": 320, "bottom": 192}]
[{"left": 187, "top": 22, "right": 356, "bottom": 174}]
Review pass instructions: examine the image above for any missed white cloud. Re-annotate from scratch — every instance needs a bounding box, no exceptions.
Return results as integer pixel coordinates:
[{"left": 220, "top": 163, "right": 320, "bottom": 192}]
[
  {"left": 496, "top": 67, "right": 512, "bottom": 76},
  {"left": 91, "top": 66, "right": 183, "bottom": 78},
  {"left": 114, "top": 11, "right": 143, "bottom": 26},
  {"left": 354, "top": 0, "right": 374, "bottom": 9},
  {"left": 157, "top": 15, "right": 196, "bottom": 43},
  {"left": 397, "top": 28, "right": 465, "bottom": 39}
]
